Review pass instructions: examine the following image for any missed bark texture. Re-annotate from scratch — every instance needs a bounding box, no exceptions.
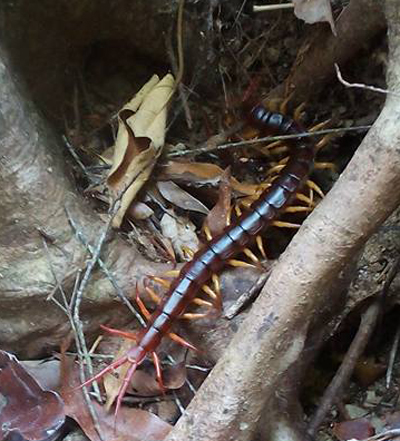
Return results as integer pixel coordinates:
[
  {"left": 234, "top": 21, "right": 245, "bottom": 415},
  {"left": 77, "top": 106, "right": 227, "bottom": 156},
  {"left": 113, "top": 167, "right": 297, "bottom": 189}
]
[{"left": 163, "top": 1, "right": 400, "bottom": 440}]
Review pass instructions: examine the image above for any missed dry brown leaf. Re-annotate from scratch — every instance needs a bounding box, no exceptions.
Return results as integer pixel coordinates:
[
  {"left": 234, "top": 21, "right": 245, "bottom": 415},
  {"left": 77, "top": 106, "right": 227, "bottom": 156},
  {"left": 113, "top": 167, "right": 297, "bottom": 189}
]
[
  {"left": 107, "top": 74, "right": 175, "bottom": 227},
  {"left": 61, "top": 355, "right": 171, "bottom": 441},
  {"left": 293, "top": 0, "right": 336, "bottom": 35},
  {"left": 204, "top": 167, "right": 232, "bottom": 236},
  {"left": 162, "top": 161, "right": 259, "bottom": 196},
  {"left": 157, "top": 181, "right": 209, "bottom": 215},
  {"left": 0, "top": 351, "right": 65, "bottom": 441}
]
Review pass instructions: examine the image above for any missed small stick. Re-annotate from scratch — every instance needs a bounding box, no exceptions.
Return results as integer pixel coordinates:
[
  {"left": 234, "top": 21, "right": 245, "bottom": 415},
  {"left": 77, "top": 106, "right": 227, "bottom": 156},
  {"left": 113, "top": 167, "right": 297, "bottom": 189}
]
[
  {"left": 335, "top": 63, "right": 400, "bottom": 98},
  {"left": 253, "top": 3, "right": 294, "bottom": 12},
  {"left": 65, "top": 208, "right": 146, "bottom": 327},
  {"left": 308, "top": 256, "right": 400, "bottom": 436},
  {"left": 167, "top": 125, "right": 371, "bottom": 158},
  {"left": 224, "top": 272, "right": 270, "bottom": 319}
]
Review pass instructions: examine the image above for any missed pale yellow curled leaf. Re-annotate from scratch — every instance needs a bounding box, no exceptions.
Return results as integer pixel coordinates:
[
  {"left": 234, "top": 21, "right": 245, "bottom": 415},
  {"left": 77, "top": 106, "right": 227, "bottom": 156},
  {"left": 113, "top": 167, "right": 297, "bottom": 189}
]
[{"left": 107, "top": 74, "right": 175, "bottom": 227}]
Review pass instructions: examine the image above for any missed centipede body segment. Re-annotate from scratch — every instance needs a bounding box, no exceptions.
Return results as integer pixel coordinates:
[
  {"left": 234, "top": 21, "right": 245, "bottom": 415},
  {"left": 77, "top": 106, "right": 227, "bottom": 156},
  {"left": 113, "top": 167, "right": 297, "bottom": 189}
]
[{"left": 81, "top": 104, "right": 317, "bottom": 417}]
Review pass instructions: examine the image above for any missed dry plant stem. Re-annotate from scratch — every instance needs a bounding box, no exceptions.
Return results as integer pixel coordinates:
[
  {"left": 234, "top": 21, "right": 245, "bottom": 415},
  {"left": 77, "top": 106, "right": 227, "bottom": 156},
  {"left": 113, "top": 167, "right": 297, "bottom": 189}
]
[
  {"left": 167, "top": 125, "right": 371, "bottom": 158},
  {"left": 267, "top": 0, "right": 385, "bottom": 103},
  {"left": 65, "top": 209, "right": 146, "bottom": 327},
  {"left": 308, "top": 301, "right": 381, "bottom": 436},
  {"left": 43, "top": 248, "right": 104, "bottom": 441},
  {"left": 163, "top": 2, "right": 400, "bottom": 440},
  {"left": 309, "top": 256, "right": 400, "bottom": 435},
  {"left": 224, "top": 272, "right": 270, "bottom": 319},
  {"left": 335, "top": 64, "right": 400, "bottom": 98}
]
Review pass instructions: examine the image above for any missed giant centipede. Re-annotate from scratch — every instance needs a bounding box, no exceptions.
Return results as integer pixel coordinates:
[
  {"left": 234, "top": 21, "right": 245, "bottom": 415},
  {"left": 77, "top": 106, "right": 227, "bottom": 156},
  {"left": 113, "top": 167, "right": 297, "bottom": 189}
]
[{"left": 81, "top": 104, "right": 316, "bottom": 416}]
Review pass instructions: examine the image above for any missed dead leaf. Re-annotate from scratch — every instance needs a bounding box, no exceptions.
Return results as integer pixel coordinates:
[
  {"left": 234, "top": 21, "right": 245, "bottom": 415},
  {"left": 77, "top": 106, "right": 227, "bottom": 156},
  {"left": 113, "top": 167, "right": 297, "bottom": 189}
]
[
  {"left": 22, "top": 359, "right": 61, "bottom": 392},
  {"left": 293, "top": 0, "right": 336, "bottom": 35},
  {"left": 204, "top": 167, "right": 232, "bottom": 236},
  {"left": 107, "top": 74, "right": 175, "bottom": 227},
  {"left": 61, "top": 355, "right": 171, "bottom": 441},
  {"left": 0, "top": 351, "right": 65, "bottom": 441},
  {"left": 128, "top": 201, "right": 155, "bottom": 220},
  {"left": 157, "top": 181, "right": 209, "bottom": 215},
  {"left": 161, "top": 161, "right": 259, "bottom": 196},
  {"left": 333, "top": 418, "right": 375, "bottom": 440},
  {"left": 160, "top": 210, "right": 199, "bottom": 261}
]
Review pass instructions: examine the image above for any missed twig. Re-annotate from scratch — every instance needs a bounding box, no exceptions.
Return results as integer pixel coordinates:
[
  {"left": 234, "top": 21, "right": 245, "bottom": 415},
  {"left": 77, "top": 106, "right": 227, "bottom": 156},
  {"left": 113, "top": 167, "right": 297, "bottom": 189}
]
[
  {"left": 357, "top": 428, "right": 400, "bottom": 441},
  {"left": 308, "top": 300, "right": 381, "bottom": 436},
  {"left": 384, "top": 256, "right": 400, "bottom": 388},
  {"left": 65, "top": 209, "right": 146, "bottom": 327},
  {"left": 308, "top": 257, "right": 400, "bottom": 436},
  {"left": 224, "top": 272, "right": 270, "bottom": 319},
  {"left": 335, "top": 63, "right": 400, "bottom": 98},
  {"left": 62, "top": 135, "right": 90, "bottom": 179},
  {"left": 167, "top": 0, "right": 193, "bottom": 129},
  {"left": 253, "top": 3, "right": 294, "bottom": 12},
  {"left": 167, "top": 125, "right": 372, "bottom": 158},
  {"left": 42, "top": 241, "right": 105, "bottom": 441}
]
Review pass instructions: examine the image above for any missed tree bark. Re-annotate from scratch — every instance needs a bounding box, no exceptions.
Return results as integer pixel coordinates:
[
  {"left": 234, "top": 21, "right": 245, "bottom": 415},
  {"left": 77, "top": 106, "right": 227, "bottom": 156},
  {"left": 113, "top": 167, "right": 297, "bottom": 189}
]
[{"left": 162, "top": 1, "right": 400, "bottom": 440}]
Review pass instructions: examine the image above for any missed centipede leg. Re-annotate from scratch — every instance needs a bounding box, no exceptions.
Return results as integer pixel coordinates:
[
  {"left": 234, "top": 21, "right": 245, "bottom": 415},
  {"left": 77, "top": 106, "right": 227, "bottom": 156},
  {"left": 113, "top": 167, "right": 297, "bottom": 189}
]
[
  {"left": 306, "top": 180, "right": 324, "bottom": 198},
  {"left": 271, "top": 220, "right": 301, "bottom": 229},
  {"left": 181, "top": 312, "right": 209, "bottom": 320},
  {"left": 228, "top": 259, "right": 257, "bottom": 269},
  {"left": 211, "top": 273, "right": 223, "bottom": 310},
  {"left": 256, "top": 235, "right": 267, "bottom": 259},
  {"left": 115, "top": 361, "right": 138, "bottom": 420},
  {"left": 168, "top": 331, "right": 199, "bottom": 352},
  {"left": 284, "top": 205, "right": 313, "bottom": 214},
  {"left": 152, "top": 352, "right": 165, "bottom": 392},
  {"left": 293, "top": 102, "right": 306, "bottom": 121},
  {"left": 136, "top": 285, "right": 151, "bottom": 320},
  {"left": 100, "top": 324, "right": 138, "bottom": 341}
]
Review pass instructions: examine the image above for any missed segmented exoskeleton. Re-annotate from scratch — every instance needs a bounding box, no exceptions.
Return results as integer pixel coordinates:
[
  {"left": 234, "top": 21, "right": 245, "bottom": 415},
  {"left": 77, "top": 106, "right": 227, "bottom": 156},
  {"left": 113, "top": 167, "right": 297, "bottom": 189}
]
[{"left": 82, "top": 104, "right": 316, "bottom": 416}]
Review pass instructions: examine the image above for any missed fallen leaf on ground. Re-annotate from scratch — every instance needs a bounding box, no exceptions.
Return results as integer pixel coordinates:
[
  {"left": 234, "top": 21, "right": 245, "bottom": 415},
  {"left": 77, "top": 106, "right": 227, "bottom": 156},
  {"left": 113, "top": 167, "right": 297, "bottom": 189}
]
[
  {"left": 333, "top": 418, "right": 375, "bottom": 441},
  {"left": 107, "top": 74, "right": 175, "bottom": 227},
  {"left": 157, "top": 180, "right": 209, "bottom": 215},
  {"left": 61, "top": 355, "right": 171, "bottom": 441},
  {"left": 0, "top": 351, "right": 65, "bottom": 441},
  {"left": 161, "top": 161, "right": 260, "bottom": 196},
  {"left": 204, "top": 167, "right": 232, "bottom": 236}
]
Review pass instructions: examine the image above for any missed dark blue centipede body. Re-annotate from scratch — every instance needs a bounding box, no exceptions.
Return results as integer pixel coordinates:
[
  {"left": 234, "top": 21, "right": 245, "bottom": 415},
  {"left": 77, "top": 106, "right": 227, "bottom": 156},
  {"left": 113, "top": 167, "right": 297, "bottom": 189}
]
[{"left": 136, "top": 104, "right": 316, "bottom": 351}]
